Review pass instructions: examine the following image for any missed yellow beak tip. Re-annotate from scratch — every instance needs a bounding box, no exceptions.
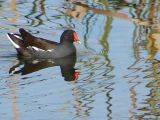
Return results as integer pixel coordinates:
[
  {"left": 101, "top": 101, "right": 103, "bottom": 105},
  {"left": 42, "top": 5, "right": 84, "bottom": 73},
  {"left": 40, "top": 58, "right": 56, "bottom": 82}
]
[{"left": 77, "top": 41, "right": 81, "bottom": 44}]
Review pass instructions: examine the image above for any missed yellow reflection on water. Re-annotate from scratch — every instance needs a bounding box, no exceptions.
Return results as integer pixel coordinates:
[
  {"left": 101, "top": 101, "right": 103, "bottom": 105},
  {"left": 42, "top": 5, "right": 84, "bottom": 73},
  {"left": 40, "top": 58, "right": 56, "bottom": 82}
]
[
  {"left": 146, "top": 2, "right": 160, "bottom": 60},
  {"left": 146, "top": 33, "right": 160, "bottom": 60},
  {"left": 145, "top": 61, "right": 160, "bottom": 117},
  {"left": 9, "top": 0, "right": 20, "bottom": 24}
]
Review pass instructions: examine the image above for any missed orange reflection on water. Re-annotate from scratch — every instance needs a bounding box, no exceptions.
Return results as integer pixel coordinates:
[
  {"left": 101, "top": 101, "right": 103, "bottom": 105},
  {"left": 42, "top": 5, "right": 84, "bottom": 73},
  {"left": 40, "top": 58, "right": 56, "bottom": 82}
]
[{"left": 7, "top": 75, "right": 20, "bottom": 120}]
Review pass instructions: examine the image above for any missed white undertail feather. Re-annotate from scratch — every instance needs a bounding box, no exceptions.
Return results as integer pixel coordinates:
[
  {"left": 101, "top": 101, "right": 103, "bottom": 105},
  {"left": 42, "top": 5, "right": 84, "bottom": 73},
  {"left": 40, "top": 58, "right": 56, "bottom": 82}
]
[
  {"left": 6, "top": 33, "right": 20, "bottom": 48},
  {"left": 31, "top": 46, "right": 54, "bottom": 52},
  {"left": 13, "top": 34, "right": 22, "bottom": 39}
]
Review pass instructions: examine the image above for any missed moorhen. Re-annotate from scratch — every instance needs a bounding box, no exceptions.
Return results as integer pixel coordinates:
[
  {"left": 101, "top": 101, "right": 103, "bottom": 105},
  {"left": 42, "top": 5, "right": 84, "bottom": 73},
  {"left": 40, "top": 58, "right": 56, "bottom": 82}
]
[{"left": 7, "top": 28, "right": 81, "bottom": 59}]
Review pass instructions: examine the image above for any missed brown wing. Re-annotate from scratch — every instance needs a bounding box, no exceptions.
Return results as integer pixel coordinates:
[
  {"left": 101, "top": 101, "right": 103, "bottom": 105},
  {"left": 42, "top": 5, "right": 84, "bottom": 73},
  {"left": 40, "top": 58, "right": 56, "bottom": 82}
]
[{"left": 19, "top": 28, "right": 59, "bottom": 51}]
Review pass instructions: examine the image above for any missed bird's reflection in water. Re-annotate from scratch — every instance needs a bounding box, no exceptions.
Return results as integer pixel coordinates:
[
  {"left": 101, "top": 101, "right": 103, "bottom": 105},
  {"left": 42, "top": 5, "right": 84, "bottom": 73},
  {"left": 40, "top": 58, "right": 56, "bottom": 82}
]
[{"left": 9, "top": 54, "right": 79, "bottom": 81}]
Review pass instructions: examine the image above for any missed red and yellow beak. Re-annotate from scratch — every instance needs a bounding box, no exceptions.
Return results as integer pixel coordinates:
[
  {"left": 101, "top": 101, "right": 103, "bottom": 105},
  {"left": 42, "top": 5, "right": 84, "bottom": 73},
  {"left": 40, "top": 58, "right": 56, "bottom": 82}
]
[
  {"left": 74, "top": 70, "right": 80, "bottom": 81},
  {"left": 73, "top": 32, "right": 81, "bottom": 44}
]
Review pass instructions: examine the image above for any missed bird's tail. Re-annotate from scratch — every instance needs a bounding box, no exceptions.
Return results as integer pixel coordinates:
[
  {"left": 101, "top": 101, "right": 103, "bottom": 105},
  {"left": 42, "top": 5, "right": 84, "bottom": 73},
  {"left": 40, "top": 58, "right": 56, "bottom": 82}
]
[{"left": 6, "top": 33, "right": 27, "bottom": 55}]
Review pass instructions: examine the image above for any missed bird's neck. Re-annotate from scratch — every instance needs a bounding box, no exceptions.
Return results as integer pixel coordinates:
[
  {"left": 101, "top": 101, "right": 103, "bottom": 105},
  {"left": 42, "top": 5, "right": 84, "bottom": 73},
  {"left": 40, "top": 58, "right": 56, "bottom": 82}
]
[{"left": 60, "top": 39, "right": 73, "bottom": 44}]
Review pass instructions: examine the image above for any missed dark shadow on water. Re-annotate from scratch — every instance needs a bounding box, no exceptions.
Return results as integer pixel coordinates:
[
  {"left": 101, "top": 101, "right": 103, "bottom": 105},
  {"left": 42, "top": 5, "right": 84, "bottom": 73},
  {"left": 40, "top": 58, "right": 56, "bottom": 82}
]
[{"left": 9, "top": 54, "right": 79, "bottom": 81}]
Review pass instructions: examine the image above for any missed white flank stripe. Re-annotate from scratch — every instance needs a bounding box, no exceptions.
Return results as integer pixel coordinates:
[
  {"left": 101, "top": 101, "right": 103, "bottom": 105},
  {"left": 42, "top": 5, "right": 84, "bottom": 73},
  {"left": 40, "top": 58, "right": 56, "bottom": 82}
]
[
  {"left": 31, "top": 46, "right": 45, "bottom": 51},
  {"left": 47, "top": 49, "right": 54, "bottom": 52},
  {"left": 6, "top": 34, "right": 20, "bottom": 48},
  {"left": 32, "top": 60, "right": 39, "bottom": 64}
]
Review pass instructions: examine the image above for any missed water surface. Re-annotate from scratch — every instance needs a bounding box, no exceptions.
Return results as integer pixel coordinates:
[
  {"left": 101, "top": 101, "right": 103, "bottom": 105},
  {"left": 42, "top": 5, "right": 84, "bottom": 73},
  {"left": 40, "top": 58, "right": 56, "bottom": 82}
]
[{"left": 0, "top": 0, "right": 160, "bottom": 120}]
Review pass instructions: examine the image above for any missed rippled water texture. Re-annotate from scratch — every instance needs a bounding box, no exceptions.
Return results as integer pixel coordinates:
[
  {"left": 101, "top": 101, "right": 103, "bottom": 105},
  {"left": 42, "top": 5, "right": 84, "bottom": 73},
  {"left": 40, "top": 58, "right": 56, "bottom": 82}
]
[{"left": 1, "top": 0, "right": 160, "bottom": 120}]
